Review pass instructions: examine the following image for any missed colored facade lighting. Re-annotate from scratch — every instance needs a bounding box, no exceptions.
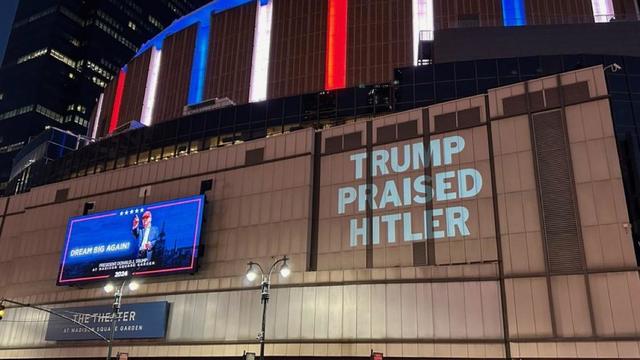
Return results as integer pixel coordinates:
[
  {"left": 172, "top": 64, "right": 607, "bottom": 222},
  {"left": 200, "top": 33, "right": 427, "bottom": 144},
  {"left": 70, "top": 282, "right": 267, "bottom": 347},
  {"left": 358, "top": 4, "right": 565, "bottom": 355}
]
[
  {"left": 249, "top": 0, "right": 274, "bottom": 102},
  {"left": 136, "top": 0, "right": 254, "bottom": 57},
  {"left": 188, "top": 19, "right": 210, "bottom": 105},
  {"left": 502, "top": 0, "right": 526, "bottom": 26},
  {"left": 591, "top": 0, "right": 614, "bottom": 22},
  {"left": 91, "top": 93, "right": 104, "bottom": 139},
  {"left": 412, "top": 0, "right": 434, "bottom": 66},
  {"left": 141, "top": 47, "right": 162, "bottom": 126},
  {"left": 108, "top": 69, "right": 127, "bottom": 134},
  {"left": 325, "top": 0, "right": 348, "bottom": 90}
]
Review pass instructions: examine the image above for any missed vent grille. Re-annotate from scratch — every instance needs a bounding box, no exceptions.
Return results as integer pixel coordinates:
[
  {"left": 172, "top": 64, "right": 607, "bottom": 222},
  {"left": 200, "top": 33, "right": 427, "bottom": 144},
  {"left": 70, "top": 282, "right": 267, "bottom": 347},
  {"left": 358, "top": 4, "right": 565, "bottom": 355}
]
[{"left": 531, "top": 110, "right": 584, "bottom": 274}]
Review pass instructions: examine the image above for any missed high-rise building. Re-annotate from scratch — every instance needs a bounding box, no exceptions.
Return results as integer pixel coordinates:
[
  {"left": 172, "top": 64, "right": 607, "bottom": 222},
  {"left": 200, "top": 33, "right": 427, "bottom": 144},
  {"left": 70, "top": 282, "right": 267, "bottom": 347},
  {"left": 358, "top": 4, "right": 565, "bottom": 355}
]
[
  {"left": 3, "top": 1, "right": 640, "bottom": 359},
  {"left": 0, "top": 0, "right": 208, "bottom": 189}
]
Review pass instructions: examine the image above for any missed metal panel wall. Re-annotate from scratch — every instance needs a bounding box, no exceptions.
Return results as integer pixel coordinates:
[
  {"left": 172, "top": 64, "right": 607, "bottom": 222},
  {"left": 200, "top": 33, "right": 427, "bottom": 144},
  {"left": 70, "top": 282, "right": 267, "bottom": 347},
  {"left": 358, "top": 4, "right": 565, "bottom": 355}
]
[
  {"left": 267, "top": 0, "right": 327, "bottom": 100},
  {"left": 346, "top": 0, "right": 413, "bottom": 88},
  {"left": 204, "top": 4, "right": 256, "bottom": 105},
  {"left": 118, "top": 48, "right": 152, "bottom": 128},
  {"left": 153, "top": 25, "right": 198, "bottom": 124},
  {"left": 525, "top": 0, "right": 595, "bottom": 25},
  {"left": 434, "top": 0, "right": 503, "bottom": 30},
  {"left": 0, "top": 281, "right": 503, "bottom": 348},
  {"left": 96, "top": 78, "right": 118, "bottom": 138}
]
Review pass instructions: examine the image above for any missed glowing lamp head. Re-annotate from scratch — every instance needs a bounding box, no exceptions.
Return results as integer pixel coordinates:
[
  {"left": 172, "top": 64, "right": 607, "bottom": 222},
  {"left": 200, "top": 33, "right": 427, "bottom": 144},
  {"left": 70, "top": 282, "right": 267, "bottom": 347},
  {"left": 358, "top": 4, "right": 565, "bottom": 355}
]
[
  {"left": 245, "top": 263, "right": 259, "bottom": 282},
  {"left": 103, "top": 283, "right": 115, "bottom": 293},
  {"left": 279, "top": 261, "right": 290, "bottom": 278},
  {"left": 128, "top": 280, "right": 140, "bottom": 292}
]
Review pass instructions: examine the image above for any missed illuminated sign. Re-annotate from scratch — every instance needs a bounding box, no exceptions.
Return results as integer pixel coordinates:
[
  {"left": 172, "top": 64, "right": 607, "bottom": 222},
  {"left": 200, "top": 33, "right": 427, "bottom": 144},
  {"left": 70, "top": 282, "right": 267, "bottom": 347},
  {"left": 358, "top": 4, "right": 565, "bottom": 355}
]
[
  {"left": 337, "top": 135, "right": 483, "bottom": 246},
  {"left": 45, "top": 301, "right": 169, "bottom": 341},
  {"left": 57, "top": 195, "right": 204, "bottom": 285}
]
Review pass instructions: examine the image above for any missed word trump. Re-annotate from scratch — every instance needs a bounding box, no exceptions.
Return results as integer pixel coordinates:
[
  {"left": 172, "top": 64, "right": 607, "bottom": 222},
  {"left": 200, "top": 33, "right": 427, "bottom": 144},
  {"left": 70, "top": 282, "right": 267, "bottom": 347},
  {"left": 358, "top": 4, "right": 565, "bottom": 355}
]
[{"left": 336, "top": 135, "right": 483, "bottom": 247}]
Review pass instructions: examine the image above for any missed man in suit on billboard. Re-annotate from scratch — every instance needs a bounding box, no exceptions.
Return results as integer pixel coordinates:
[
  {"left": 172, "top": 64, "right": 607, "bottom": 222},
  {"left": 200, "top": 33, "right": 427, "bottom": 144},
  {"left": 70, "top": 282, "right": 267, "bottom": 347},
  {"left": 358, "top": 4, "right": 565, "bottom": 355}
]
[{"left": 132, "top": 211, "right": 160, "bottom": 262}]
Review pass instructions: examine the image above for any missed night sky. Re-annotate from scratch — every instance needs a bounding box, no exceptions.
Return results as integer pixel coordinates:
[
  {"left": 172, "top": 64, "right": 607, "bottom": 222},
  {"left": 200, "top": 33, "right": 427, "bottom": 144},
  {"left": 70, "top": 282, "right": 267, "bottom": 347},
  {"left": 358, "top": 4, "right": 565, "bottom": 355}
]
[{"left": 0, "top": 0, "right": 19, "bottom": 64}]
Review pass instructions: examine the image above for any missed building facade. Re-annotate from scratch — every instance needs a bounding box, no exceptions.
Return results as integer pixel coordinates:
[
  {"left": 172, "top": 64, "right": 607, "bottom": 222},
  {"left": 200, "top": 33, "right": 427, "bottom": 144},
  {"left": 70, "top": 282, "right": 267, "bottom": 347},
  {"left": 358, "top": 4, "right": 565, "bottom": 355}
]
[
  {"left": 1, "top": 0, "right": 640, "bottom": 359},
  {"left": 1, "top": 66, "right": 640, "bottom": 359},
  {"left": 0, "top": 0, "right": 208, "bottom": 189}
]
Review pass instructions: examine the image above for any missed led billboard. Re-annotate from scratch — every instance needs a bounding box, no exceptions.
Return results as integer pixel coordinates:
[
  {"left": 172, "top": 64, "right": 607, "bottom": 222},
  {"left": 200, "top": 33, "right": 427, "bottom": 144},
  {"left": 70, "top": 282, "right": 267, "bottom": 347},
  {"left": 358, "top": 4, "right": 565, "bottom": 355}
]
[{"left": 57, "top": 195, "right": 205, "bottom": 285}]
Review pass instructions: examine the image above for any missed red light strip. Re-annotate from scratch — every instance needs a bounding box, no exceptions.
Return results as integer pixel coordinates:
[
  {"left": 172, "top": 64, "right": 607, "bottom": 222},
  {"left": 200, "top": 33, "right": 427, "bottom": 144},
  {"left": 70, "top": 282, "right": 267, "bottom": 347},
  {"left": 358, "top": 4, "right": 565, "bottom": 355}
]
[
  {"left": 108, "top": 69, "right": 127, "bottom": 134},
  {"left": 325, "top": 0, "right": 347, "bottom": 90}
]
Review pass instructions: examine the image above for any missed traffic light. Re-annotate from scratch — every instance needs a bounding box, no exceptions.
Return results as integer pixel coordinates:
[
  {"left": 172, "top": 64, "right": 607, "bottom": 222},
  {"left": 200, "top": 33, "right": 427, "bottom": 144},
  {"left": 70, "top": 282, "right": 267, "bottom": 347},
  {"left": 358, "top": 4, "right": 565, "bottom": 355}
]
[{"left": 0, "top": 304, "right": 5, "bottom": 320}]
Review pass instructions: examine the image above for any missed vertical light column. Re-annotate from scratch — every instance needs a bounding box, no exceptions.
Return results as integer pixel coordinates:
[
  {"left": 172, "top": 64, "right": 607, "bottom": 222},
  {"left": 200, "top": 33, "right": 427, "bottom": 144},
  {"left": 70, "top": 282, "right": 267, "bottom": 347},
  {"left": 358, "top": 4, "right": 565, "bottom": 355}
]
[
  {"left": 90, "top": 93, "right": 104, "bottom": 139},
  {"left": 591, "top": 0, "right": 614, "bottom": 22},
  {"left": 502, "top": 0, "right": 526, "bottom": 26},
  {"left": 108, "top": 69, "right": 127, "bottom": 134},
  {"left": 249, "top": 0, "right": 274, "bottom": 102},
  {"left": 141, "top": 47, "right": 162, "bottom": 126},
  {"left": 187, "top": 18, "right": 211, "bottom": 105},
  {"left": 412, "top": 0, "right": 434, "bottom": 66},
  {"left": 325, "top": 0, "right": 348, "bottom": 90}
]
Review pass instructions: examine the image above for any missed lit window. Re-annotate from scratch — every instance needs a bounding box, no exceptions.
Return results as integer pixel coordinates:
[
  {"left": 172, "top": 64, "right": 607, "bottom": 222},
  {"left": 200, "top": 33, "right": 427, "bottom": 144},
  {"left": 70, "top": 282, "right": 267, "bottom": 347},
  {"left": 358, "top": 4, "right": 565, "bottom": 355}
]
[
  {"left": 128, "top": 21, "right": 137, "bottom": 30},
  {"left": 50, "top": 49, "right": 77, "bottom": 68},
  {"left": 17, "top": 48, "right": 48, "bottom": 64}
]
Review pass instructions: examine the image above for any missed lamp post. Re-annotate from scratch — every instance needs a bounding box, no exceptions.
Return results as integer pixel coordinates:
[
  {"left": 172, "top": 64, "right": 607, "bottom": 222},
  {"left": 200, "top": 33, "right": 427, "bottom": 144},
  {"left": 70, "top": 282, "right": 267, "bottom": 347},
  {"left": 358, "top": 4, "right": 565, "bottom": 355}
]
[
  {"left": 103, "top": 279, "right": 139, "bottom": 360},
  {"left": 245, "top": 255, "right": 290, "bottom": 360}
]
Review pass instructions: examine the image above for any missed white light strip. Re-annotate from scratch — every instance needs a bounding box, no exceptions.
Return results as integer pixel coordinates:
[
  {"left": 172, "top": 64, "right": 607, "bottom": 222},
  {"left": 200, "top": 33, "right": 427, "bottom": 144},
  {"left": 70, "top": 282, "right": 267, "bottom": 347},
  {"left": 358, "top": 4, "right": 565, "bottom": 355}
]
[
  {"left": 141, "top": 47, "right": 162, "bottom": 126},
  {"left": 412, "top": 0, "right": 434, "bottom": 66},
  {"left": 591, "top": 0, "right": 614, "bottom": 22},
  {"left": 249, "top": 0, "right": 273, "bottom": 102},
  {"left": 91, "top": 93, "right": 104, "bottom": 139}
]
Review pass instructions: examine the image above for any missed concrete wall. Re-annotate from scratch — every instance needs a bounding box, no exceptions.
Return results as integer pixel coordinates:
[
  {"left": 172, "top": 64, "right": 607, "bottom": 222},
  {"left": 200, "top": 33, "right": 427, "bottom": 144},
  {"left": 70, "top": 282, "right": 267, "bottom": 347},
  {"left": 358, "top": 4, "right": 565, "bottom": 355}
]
[{"left": 1, "top": 67, "right": 640, "bottom": 359}]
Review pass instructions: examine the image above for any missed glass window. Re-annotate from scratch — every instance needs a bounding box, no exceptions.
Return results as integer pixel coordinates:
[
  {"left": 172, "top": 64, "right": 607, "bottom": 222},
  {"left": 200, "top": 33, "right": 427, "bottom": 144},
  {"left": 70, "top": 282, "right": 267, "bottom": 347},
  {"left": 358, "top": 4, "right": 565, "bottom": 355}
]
[
  {"left": 435, "top": 63, "right": 455, "bottom": 81},
  {"left": 435, "top": 81, "right": 456, "bottom": 101},
  {"left": 115, "top": 156, "right": 126, "bottom": 168},
  {"left": 189, "top": 138, "right": 202, "bottom": 153},
  {"left": 127, "top": 153, "right": 138, "bottom": 166},
  {"left": 455, "top": 61, "right": 475, "bottom": 80},
  {"left": 396, "top": 85, "right": 414, "bottom": 105},
  {"left": 415, "top": 83, "right": 434, "bottom": 102},
  {"left": 204, "top": 136, "right": 219, "bottom": 149},
  {"left": 478, "top": 77, "right": 499, "bottom": 92},
  {"left": 149, "top": 147, "right": 162, "bottom": 161},
  {"left": 611, "top": 100, "right": 635, "bottom": 126},
  {"left": 394, "top": 67, "right": 414, "bottom": 84},
  {"left": 137, "top": 149, "right": 150, "bottom": 164},
  {"left": 414, "top": 65, "right": 434, "bottom": 84},
  {"left": 177, "top": 117, "right": 191, "bottom": 136},
  {"left": 539, "top": 56, "right": 563, "bottom": 75},
  {"left": 176, "top": 141, "right": 188, "bottom": 156},
  {"left": 456, "top": 80, "right": 477, "bottom": 98},
  {"left": 628, "top": 76, "right": 640, "bottom": 94},
  {"left": 267, "top": 98, "right": 283, "bottom": 119},
  {"left": 519, "top": 57, "right": 540, "bottom": 76},
  {"left": 498, "top": 58, "right": 519, "bottom": 77},
  {"left": 162, "top": 144, "right": 175, "bottom": 159},
  {"left": 476, "top": 60, "right": 497, "bottom": 78},
  {"left": 607, "top": 74, "right": 629, "bottom": 93},
  {"left": 219, "top": 107, "right": 235, "bottom": 128},
  {"left": 283, "top": 96, "right": 300, "bottom": 116},
  {"left": 625, "top": 56, "right": 640, "bottom": 75}
]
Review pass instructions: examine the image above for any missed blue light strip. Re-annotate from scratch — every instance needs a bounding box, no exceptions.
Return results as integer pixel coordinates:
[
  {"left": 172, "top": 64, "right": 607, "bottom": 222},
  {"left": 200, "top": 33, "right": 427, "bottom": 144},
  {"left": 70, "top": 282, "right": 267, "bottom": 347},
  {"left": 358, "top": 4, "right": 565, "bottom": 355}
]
[
  {"left": 188, "top": 20, "right": 210, "bottom": 105},
  {"left": 502, "top": 0, "right": 526, "bottom": 26},
  {"left": 136, "top": 0, "right": 253, "bottom": 57}
]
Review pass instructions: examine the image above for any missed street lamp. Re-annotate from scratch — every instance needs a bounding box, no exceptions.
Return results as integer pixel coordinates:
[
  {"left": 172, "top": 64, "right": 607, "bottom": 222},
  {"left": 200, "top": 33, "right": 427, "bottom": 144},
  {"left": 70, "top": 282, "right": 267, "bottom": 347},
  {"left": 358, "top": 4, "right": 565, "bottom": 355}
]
[
  {"left": 103, "top": 279, "right": 138, "bottom": 360},
  {"left": 245, "top": 255, "right": 290, "bottom": 360}
]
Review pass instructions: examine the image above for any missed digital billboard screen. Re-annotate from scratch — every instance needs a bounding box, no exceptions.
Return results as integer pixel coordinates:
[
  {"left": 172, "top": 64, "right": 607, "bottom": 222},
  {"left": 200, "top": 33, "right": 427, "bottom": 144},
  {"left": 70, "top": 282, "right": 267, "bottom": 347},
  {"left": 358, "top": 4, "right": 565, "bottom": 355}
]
[{"left": 57, "top": 195, "right": 205, "bottom": 285}]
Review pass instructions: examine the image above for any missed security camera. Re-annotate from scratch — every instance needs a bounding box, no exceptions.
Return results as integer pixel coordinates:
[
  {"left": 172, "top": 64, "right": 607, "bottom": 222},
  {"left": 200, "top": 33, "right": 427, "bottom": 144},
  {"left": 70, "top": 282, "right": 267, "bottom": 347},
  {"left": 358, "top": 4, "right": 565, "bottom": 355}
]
[{"left": 604, "top": 63, "right": 622, "bottom": 72}]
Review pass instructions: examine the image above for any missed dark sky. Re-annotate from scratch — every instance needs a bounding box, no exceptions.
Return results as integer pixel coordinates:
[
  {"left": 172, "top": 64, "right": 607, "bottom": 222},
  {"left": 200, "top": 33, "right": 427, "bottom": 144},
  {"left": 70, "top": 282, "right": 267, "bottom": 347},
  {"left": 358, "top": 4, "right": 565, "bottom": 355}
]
[{"left": 0, "top": 0, "right": 19, "bottom": 64}]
